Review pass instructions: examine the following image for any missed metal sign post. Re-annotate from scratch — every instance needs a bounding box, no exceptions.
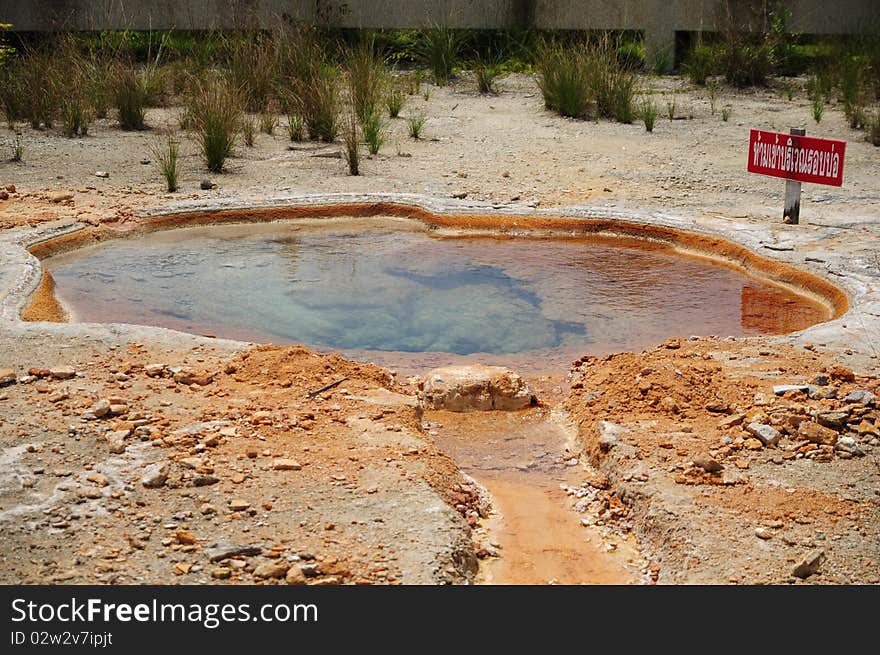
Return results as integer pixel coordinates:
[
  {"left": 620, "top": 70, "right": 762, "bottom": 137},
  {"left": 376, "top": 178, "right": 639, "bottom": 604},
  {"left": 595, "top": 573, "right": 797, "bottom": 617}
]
[{"left": 783, "top": 128, "right": 806, "bottom": 224}]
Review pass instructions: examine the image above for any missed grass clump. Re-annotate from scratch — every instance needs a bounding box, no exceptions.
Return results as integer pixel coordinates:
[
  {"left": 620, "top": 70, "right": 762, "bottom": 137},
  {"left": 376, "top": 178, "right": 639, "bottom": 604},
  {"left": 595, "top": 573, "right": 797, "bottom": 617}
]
[
  {"left": 721, "top": 106, "right": 731, "bottom": 122},
  {"left": 537, "top": 36, "right": 637, "bottom": 123},
  {"left": 385, "top": 82, "right": 405, "bottom": 118},
  {"left": 341, "top": 105, "right": 360, "bottom": 175},
  {"left": 186, "top": 77, "right": 242, "bottom": 172},
  {"left": 866, "top": 110, "right": 880, "bottom": 147},
  {"left": 10, "top": 133, "right": 23, "bottom": 161},
  {"left": 287, "top": 114, "right": 305, "bottom": 141},
  {"left": 259, "top": 111, "right": 277, "bottom": 135},
  {"left": 112, "top": 64, "right": 160, "bottom": 130},
  {"left": 408, "top": 112, "right": 426, "bottom": 139},
  {"left": 362, "top": 110, "right": 386, "bottom": 155},
  {"left": 242, "top": 115, "right": 256, "bottom": 146},
  {"left": 811, "top": 94, "right": 824, "bottom": 124},
  {"left": 418, "top": 25, "right": 463, "bottom": 86},
  {"left": 474, "top": 53, "right": 503, "bottom": 94},
  {"left": 346, "top": 38, "right": 386, "bottom": 123},
  {"left": 151, "top": 132, "right": 181, "bottom": 191},
  {"left": 684, "top": 43, "right": 718, "bottom": 86},
  {"left": 641, "top": 96, "right": 658, "bottom": 132}
]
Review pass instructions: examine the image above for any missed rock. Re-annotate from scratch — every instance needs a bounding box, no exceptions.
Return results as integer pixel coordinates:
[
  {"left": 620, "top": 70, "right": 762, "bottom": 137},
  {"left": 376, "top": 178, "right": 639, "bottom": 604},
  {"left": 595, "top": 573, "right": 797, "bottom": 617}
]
[
  {"left": 0, "top": 191, "right": 7, "bottom": 200},
  {"left": 286, "top": 566, "right": 307, "bottom": 585},
  {"left": 108, "top": 441, "right": 126, "bottom": 454},
  {"left": 745, "top": 423, "right": 781, "bottom": 446},
  {"left": 718, "top": 413, "right": 745, "bottom": 429},
  {"left": 584, "top": 470, "right": 610, "bottom": 490},
  {"left": 792, "top": 549, "right": 825, "bottom": 579},
  {"left": 743, "top": 438, "right": 763, "bottom": 450},
  {"left": 49, "top": 366, "right": 76, "bottom": 380},
  {"left": 94, "top": 171, "right": 110, "bottom": 178},
  {"left": 90, "top": 399, "right": 111, "bottom": 418},
  {"left": 0, "top": 368, "right": 15, "bottom": 386},
  {"left": 828, "top": 366, "right": 855, "bottom": 382},
  {"left": 179, "top": 457, "right": 203, "bottom": 469},
  {"left": 705, "top": 401, "right": 729, "bottom": 413},
  {"left": 814, "top": 410, "right": 850, "bottom": 430},
  {"left": 86, "top": 473, "right": 108, "bottom": 487},
  {"left": 205, "top": 542, "right": 262, "bottom": 563},
  {"left": 200, "top": 179, "right": 214, "bottom": 190},
  {"left": 843, "top": 390, "right": 876, "bottom": 406},
  {"left": 49, "top": 192, "right": 74, "bottom": 203},
  {"left": 755, "top": 527, "right": 772, "bottom": 540},
  {"left": 660, "top": 396, "right": 679, "bottom": 413},
  {"left": 856, "top": 420, "right": 880, "bottom": 437},
  {"left": 692, "top": 456, "right": 723, "bottom": 473},
  {"left": 254, "top": 560, "right": 290, "bottom": 579},
  {"left": 48, "top": 389, "right": 69, "bottom": 403},
  {"left": 419, "top": 365, "right": 534, "bottom": 411},
  {"left": 145, "top": 364, "right": 166, "bottom": 377},
  {"left": 811, "top": 374, "right": 830, "bottom": 386},
  {"left": 597, "top": 421, "right": 629, "bottom": 451},
  {"left": 173, "top": 368, "right": 196, "bottom": 385},
  {"left": 834, "top": 436, "right": 865, "bottom": 457},
  {"left": 141, "top": 464, "right": 169, "bottom": 488},
  {"left": 176, "top": 530, "right": 197, "bottom": 545},
  {"left": 808, "top": 386, "right": 838, "bottom": 400},
  {"left": 773, "top": 384, "right": 810, "bottom": 396},
  {"left": 798, "top": 421, "right": 838, "bottom": 446},
  {"left": 193, "top": 475, "right": 220, "bottom": 487},
  {"left": 229, "top": 499, "right": 250, "bottom": 512},
  {"left": 272, "top": 458, "right": 302, "bottom": 471},
  {"left": 212, "top": 568, "right": 231, "bottom": 579}
]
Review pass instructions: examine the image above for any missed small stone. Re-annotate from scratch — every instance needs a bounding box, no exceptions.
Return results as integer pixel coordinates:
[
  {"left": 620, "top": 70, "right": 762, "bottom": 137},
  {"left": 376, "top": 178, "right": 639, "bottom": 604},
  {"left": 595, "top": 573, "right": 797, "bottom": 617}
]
[
  {"left": 692, "top": 456, "right": 723, "bottom": 473},
  {"left": 86, "top": 473, "right": 109, "bottom": 487},
  {"left": 718, "top": 413, "right": 746, "bottom": 429},
  {"left": 843, "top": 390, "right": 876, "bottom": 406},
  {"left": 811, "top": 374, "right": 830, "bottom": 386},
  {"left": 145, "top": 364, "right": 166, "bottom": 377},
  {"left": 141, "top": 464, "right": 169, "bottom": 488},
  {"left": 755, "top": 527, "right": 772, "bottom": 540},
  {"left": 856, "top": 420, "right": 879, "bottom": 437},
  {"left": 0, "top": 368, "right": 15, "bottom": 386},
  {"left": 90, "top": 399, "right": 111, "bottom": 418},
  {"left": 48, "top": 389, "right": 69, "bottom": 403},
  {"left": 176, "top": 530, "right": 197, "bottom": 545},
  {"left": 834, "top": 436, "right": 865, "bottom": 457},
  {"left": 204, "top": 542, "right": 262, "bottom": 562},
  {"left": 108, "top": 441, "right": 126, "bottom": 454},
  {"left": 200, "top": 179, "right": 214, "bottom": 190},
  {"left": 798, "top": 421, "right": 839, "bottom": 446},
  {"left": 773, "top": 384, "right": 810, "bottom": 396},
  {"left": 286, "top": 566, "right": 307, "bottom": 585},
  {"left": 49, "top": 192, "right": 74, "bottom": 203},
  {"left": 660, "top": 396, "right": 679, "bottom": 413},
  {"left": 212, "top": 568, "right": 231, "bottom": 579},
  {"left": 792, "top": 549, "right": 825, "bottom": 579},
  {"left": 229, "top": 499, "right": 251, "bottom": 512},
  {"left": 49, "top": 366, "right": 76, "bottom": 380},
  {"left": 94, "top": 171, "right": 110, "bottom": 178},
  {"left": 705, "top": 401, "right": 729, "bottom": 413},
  {"left": 746, "top": 423, "right": 781, "bottom": 446},
  {"left": 272, "top": 458, "right": 302, "bottom": 471},
  {"left": 808, "top": 386, "right": 838, "bottom": 400},
  {"left": 814, "top": 410, "right": 850, "bottom": 430},
  {"left": 828, "top": 366, "right": 855, "bottom": 382},
  {"left": 231, "top": 473, "right": 246, "bottom": 484},
  {"left": 254, "top": 560, "right": 290, "bottom": 579},
  {"left": 744, "top": 438, "right": 764, "bottom": 450},
  {"left": 179, "top": 457, "right": 203, "bottom": 469},
  {"left": 193, "top": 475, "right": 220, "bottom": 487}
]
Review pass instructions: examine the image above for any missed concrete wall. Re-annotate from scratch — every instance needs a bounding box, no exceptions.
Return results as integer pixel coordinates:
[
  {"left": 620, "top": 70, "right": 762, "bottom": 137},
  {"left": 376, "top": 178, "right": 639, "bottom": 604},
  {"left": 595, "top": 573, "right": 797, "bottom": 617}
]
[{"left": 3, "top": 1, "right": 878, "bottom": 68}]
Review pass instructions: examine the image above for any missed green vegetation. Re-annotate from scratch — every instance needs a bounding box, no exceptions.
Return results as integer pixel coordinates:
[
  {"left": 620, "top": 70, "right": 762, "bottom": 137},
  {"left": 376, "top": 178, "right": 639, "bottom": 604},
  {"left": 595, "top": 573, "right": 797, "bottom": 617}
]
[
  {"left": 186, "top": 77, "right": 242, "bottom": 172},
  {"left": 641, "top": 96, "right": 658, "bottom": 132},
  {"left": 151, "top": 132, "right": 181, "bottom": 191},
  {"left": 408, "top": 112, "right": 426, "bottom": 139},
  {"left": 341, "top": 104, "right": 359, "bottom": 175},
  {"left": 385, "top": 83, "right": 405, "bottom": 118},
  {"left": 242, "top": 115, "right": 256, "bottom": 146},
  {"left": 537, "top": 37, "right": 636, "bottom": 123},
  {"left": 362, "top": 110, "right": 385, "bottom": 155},
  {"left": 418, "top": 24, "right": 464, "bottom": 86}
]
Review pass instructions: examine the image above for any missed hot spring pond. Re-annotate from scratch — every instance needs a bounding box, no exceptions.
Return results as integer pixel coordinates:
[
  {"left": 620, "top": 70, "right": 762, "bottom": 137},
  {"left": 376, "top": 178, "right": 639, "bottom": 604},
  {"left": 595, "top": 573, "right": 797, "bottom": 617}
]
[{"left": 46, "top": 218, "right": 827, "bottom": 367}]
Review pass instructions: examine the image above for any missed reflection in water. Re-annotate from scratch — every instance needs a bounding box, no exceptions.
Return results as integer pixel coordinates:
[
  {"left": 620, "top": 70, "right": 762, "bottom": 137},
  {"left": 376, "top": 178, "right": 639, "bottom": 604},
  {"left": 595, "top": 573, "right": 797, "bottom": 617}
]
[{"left": 47, "top": 219, "right": 828, "bottom": 364}]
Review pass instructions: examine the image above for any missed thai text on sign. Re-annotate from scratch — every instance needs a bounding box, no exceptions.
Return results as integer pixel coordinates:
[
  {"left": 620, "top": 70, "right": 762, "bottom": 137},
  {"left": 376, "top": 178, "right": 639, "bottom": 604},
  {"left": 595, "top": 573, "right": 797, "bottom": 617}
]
[{"left": 748, "top": 129, "right": 845, "bottom": 187}]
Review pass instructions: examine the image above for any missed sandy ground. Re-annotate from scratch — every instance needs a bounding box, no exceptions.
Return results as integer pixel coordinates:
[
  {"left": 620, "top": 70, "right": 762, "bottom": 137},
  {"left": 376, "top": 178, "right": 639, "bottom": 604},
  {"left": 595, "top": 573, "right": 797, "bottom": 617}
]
[{"left": 0, "top": 71, "right": 878, "bottom": 584}]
